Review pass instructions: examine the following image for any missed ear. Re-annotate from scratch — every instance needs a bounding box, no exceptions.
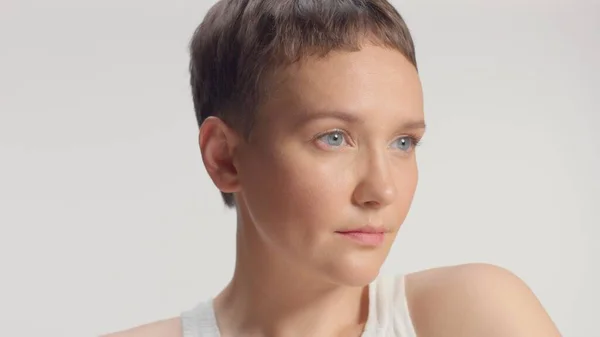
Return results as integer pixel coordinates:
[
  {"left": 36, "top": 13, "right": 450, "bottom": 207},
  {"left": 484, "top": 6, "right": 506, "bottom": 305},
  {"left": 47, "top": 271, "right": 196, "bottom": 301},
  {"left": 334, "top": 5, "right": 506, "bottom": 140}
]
[{"left": 199, "top": 117, "right": 242, "bottom": 194}]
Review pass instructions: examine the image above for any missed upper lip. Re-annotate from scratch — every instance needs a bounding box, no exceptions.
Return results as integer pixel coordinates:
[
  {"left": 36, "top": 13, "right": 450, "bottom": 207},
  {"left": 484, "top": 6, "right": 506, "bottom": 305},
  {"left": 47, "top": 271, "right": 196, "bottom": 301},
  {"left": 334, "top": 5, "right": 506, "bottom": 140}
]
[{"left": 336, "top": 225, "right": 387, "bottom": 234}]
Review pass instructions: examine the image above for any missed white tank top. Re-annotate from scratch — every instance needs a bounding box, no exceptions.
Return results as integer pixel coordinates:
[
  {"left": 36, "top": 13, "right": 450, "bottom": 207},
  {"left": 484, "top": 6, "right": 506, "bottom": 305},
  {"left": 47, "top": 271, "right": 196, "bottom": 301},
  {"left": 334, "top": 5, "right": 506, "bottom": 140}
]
[{"left": 180, "top": 274, "right": 417, "bottom": 337}]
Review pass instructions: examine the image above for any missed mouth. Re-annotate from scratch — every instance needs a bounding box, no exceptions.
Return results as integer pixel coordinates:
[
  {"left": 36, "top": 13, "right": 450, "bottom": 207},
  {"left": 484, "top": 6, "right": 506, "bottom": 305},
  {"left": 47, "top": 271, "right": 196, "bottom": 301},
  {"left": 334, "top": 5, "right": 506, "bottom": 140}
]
[{"left": 335, "top": 226, "right": 387, "bottom": 246}]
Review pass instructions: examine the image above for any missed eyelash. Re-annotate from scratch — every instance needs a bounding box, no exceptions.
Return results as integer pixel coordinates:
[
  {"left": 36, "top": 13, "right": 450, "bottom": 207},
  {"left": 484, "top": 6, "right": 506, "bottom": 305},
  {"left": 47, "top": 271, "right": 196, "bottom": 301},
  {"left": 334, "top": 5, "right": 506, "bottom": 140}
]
[
  {"left": 315, "top": 129, "right": 423, "bottom": 150},
  {"left": 315, "top": 129, "right": 353, "bottom": 147}
]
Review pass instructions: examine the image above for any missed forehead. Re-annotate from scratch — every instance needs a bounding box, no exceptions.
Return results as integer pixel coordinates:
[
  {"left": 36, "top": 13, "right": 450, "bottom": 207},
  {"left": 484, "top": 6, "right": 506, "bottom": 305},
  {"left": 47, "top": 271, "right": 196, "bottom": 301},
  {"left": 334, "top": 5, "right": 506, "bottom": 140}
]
[{"left": 261, "top": 44, "right": 423, "bottom": 125}]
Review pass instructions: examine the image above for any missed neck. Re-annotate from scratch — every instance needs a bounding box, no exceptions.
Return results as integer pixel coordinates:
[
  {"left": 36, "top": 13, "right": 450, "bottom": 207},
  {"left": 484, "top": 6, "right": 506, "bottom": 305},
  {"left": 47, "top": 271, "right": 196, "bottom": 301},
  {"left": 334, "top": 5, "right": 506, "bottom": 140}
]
[{"left": 212, "top": 213, "right": 370, "bottom": 337}]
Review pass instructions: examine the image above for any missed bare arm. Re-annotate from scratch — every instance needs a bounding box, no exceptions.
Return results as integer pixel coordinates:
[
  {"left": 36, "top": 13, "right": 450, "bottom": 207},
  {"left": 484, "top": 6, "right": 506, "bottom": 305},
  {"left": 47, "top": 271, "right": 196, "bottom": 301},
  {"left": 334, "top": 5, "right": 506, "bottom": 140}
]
[
  {"left": 100, "top": 317, "right": 181, "bottom": 337},
  {"left": 406, "top": 263, "right": 561, "bottom": 337}
]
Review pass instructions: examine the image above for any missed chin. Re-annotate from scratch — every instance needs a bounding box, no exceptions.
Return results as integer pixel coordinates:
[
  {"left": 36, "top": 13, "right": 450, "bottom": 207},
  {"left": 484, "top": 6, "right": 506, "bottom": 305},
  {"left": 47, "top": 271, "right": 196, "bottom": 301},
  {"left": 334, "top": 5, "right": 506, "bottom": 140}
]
[{"left": 321, "top": 254, "right": 385, "bottom": 287}]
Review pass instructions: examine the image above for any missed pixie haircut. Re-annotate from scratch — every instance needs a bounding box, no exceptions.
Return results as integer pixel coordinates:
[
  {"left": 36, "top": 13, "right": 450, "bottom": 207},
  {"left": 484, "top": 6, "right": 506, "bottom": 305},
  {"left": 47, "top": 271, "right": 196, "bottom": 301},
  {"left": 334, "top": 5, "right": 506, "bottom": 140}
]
[{"left": 189, "top": 0, "right": 417, "bottom": 207}]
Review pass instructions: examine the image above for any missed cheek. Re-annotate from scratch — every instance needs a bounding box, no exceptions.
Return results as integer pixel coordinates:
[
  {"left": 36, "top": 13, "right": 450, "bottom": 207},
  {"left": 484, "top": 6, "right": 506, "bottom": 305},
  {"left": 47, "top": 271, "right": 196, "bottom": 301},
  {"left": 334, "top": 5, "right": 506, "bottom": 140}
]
[
  {"left": 240, "top": 148, "right": 352, "bottom": 232},
  {"left": 239, "top": 145, "right": 419, "bottom": 235},
  {"left": 398, "top": 162, "right": 418, "bottom": 196},
  {"left": 390, "top": 160, "right": 419, "bottom": 219}
]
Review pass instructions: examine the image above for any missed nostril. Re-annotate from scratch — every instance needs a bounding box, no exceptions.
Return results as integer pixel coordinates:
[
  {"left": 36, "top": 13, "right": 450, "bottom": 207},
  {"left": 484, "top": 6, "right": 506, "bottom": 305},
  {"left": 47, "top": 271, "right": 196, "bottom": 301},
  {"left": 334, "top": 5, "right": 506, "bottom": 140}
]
[{"left": 363, "top": 200, "right": 381, "bottom": 208}]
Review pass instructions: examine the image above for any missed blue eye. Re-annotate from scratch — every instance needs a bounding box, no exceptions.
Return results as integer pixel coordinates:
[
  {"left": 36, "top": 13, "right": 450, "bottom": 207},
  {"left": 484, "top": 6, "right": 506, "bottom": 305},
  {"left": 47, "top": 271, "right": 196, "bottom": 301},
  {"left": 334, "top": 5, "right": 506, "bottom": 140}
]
[
  {"left": 392, "top": 136, "right": 416, "bottom": 151},
  {"left": 318, "top": 131, "right": 346, "bottom": 147}
]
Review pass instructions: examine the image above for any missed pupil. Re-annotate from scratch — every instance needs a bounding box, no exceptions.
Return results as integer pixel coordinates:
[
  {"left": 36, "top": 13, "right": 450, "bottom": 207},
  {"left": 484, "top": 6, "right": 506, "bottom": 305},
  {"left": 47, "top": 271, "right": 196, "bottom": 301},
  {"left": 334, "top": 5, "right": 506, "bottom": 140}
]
[{"left": 326, "top": 132, "right": 342, "bottom": 146}]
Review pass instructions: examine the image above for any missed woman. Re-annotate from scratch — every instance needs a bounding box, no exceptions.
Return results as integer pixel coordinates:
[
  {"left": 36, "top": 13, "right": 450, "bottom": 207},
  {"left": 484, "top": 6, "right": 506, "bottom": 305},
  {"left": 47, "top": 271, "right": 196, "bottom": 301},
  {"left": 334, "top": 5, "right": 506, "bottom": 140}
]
[{"left": 105, "top": 0, "right": 561, "bottom": 336}]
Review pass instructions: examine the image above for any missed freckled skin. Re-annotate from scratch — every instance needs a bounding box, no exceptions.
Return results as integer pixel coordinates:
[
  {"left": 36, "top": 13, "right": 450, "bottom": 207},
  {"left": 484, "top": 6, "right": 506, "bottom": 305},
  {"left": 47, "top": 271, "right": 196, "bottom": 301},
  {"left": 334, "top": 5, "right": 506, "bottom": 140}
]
[
  {"left": 103, "top": 43, "right": 561, "bottom": 337},
  {"left": 234, "top": 43, "right": 425, "bottom": 287}
]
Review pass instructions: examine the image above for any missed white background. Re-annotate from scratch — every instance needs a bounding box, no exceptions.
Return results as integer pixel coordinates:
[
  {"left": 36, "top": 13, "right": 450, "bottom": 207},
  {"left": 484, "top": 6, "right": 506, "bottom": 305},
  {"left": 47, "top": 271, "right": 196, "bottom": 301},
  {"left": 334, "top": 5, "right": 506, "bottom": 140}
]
[{"left": 0, "top": 0, "right": 598, "bottom": 336}]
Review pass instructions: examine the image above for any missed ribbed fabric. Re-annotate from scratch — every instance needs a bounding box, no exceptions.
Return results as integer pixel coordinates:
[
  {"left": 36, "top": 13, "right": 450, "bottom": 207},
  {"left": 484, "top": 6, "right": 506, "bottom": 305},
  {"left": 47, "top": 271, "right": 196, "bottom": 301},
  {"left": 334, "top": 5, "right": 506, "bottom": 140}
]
[
  {"left": 181, "top": 300, "right": 221, "bottom": 337},
  {"left": 181, "top": 275, "right": 416, "bottom": 337},
  {"left": 362, "top": 275, "right": 417, "bottom": 337}
]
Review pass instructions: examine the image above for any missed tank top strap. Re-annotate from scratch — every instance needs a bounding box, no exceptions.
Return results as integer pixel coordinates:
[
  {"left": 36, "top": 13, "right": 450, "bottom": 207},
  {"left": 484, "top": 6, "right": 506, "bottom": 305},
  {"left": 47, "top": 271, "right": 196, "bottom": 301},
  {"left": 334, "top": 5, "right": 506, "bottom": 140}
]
[
  {"left": 181, "top": 300, "right": 220, "bottom": 337},
  {"left": 363, "top": 274, "right": 417, "bottom": 337}
]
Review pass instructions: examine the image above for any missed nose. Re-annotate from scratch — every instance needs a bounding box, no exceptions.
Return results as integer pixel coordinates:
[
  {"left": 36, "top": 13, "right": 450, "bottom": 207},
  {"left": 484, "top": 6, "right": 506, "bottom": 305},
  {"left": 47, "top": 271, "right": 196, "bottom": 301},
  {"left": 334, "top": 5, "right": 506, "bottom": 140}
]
[{"left": 352, "top": 151, "right": 397, "bottom": 209}]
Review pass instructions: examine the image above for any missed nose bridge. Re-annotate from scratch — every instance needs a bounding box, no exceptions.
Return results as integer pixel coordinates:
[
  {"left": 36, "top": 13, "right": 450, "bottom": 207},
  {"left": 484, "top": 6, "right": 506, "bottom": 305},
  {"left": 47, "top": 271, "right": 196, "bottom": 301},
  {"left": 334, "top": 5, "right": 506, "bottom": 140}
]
[{"left": 353, "top": 147, "right": 397, "bottom": 208}]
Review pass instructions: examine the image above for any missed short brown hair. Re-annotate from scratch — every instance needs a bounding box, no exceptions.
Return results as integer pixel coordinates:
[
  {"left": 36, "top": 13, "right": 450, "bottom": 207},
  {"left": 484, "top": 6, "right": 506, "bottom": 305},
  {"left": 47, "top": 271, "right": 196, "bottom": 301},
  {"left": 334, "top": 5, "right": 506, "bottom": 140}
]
[{"left": 189, "top": 0, "right": 417, "bottom": 207}]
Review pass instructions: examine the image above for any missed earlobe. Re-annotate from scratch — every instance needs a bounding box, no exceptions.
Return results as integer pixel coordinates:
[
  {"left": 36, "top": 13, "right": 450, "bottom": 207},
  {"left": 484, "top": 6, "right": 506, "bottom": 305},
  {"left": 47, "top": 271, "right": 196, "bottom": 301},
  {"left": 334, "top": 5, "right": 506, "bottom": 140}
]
[{"left": 199, "top": 117, "right": 241, "bottom": 194}]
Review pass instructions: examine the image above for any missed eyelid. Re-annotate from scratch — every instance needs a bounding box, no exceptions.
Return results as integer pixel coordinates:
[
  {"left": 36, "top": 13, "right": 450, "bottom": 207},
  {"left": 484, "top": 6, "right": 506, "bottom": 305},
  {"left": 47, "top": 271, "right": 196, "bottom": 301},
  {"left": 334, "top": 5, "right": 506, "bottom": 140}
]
[
  {"left": 390, "top": 134, "right": 423, "bottom": 150},
  {"left": 404, "top": 134, "right": 422, "bottom": 144},
  {"left": 312, "top": 130, "right": 422, "bottom": 149},
  {"left": 314, "top": 128, "right": 354, "bottom": 146}
]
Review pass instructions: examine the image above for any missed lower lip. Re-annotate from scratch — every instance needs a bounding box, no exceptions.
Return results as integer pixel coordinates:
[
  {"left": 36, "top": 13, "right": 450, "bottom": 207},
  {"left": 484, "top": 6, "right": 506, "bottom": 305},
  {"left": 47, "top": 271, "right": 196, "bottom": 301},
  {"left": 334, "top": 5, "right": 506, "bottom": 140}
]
[{"left": 336, "top": 231, "right": 385, "bottom": 246}]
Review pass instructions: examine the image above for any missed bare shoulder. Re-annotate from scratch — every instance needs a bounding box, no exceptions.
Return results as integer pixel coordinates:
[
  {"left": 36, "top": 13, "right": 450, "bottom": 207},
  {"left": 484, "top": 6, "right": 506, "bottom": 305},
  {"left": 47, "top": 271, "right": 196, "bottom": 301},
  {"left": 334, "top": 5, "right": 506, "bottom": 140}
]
[
  {"left": 404, "top": 263, "right": 561, "bottom": 337},
  {"left": 100, "top": 317, "right": 182, "bottom": 337}
]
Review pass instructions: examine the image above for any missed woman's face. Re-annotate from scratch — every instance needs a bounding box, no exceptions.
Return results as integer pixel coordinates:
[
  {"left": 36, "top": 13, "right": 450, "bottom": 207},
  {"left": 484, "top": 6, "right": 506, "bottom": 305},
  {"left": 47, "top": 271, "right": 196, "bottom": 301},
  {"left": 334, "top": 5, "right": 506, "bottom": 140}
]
[{"left": 235, "top": 43, "right": 425, "bottom": 286}]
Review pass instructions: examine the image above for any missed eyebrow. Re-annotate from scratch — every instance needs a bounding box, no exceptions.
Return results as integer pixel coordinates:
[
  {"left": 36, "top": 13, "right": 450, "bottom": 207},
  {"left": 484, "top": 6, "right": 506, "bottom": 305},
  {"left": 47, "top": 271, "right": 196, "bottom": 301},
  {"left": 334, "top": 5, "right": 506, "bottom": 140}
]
[
  {"left": 295, "top": 110, "right": 427, "bottom": 131},
  {"left": 401, "top": 119, "right": 427, "bottom": 130}
]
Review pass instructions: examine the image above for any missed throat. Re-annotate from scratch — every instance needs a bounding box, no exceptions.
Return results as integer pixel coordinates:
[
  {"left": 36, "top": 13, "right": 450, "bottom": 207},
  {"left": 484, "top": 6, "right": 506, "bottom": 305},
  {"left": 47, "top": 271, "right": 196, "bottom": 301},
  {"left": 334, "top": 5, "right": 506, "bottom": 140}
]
[{"left": 212, "top": 279, "right": 371, "bottom": 337}]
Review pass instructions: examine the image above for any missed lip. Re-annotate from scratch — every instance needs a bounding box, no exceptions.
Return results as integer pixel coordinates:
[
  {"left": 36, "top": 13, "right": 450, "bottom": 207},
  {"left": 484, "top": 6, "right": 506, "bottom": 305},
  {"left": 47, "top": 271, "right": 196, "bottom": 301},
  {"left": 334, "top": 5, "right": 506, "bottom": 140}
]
[
  {"left": 335, "top": 226, "right": 388, "bottom": 246},
  {"left": 336, "top": 225, "right": 387, "bottom": 234}
]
